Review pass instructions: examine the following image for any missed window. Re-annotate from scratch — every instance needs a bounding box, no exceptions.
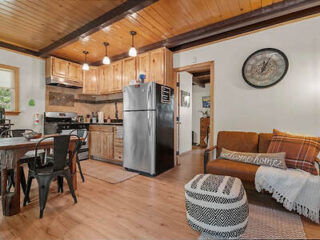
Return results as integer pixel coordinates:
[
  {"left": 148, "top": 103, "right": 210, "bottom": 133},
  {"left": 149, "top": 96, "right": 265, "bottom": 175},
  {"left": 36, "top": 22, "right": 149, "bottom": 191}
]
[{"left": 0, "top": 64, "right": 19, "bottom": 115}]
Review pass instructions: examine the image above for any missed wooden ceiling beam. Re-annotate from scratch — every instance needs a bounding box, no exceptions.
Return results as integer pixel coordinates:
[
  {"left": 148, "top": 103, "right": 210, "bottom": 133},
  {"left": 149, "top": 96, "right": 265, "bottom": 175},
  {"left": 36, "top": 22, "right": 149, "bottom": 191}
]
[
  {"left": 0, "top": 41, "right": 38, "bottom": 56},
  {"left": 38, "top": 0, "right": 158, "bottom": 57},
  {"left": 192, "top": 71, "right": 211, "bottom": 77},
  {"left": 169, "top": 0, "right": 320, "bottom": 51},
  {"left": 192, "top": 77, "right": 205, "bottom": 88}
]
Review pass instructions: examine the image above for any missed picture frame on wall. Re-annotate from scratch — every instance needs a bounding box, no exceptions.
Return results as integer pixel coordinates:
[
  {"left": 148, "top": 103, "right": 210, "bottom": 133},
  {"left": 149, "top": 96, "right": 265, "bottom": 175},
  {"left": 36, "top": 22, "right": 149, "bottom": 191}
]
[
  {"left": 202, "top": 96, "right": 210, "bottom": 108},
  {"left": 181, "top": 90, "right": 190, "bottom": 107}
]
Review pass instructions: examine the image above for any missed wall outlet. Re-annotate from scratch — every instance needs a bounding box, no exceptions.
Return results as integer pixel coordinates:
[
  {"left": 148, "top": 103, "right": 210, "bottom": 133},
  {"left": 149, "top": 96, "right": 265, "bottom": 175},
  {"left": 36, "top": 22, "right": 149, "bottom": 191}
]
[{"left": 192, "top": 56, "right": 197, "bottom": 64}]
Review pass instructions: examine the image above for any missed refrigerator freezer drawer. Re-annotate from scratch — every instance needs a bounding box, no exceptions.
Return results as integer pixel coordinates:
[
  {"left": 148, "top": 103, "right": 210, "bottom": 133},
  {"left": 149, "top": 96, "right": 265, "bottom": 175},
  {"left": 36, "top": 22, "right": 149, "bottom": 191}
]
[{"left": 123, "top": 110, "right": 156, "bottom": 175}]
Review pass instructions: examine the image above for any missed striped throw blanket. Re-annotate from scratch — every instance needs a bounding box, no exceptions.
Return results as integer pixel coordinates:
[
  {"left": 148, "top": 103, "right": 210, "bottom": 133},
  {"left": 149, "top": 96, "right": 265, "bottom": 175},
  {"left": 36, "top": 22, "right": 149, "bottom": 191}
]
[{"left": 255, "top": 166, "right": 320, "bottom": 223}]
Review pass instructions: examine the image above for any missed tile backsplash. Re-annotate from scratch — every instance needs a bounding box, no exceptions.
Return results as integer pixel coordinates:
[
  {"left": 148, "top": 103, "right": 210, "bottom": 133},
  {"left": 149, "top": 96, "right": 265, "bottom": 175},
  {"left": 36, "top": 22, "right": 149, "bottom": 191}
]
[{"left": 46, "top": 86, "right": 123, "bottom": 120}]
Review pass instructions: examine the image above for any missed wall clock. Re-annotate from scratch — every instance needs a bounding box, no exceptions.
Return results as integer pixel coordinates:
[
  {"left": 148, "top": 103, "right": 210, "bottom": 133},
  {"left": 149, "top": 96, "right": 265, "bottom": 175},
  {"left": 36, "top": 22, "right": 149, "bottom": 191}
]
[{"left": 242, "top": 48, "right": 289, "bottom": 88}]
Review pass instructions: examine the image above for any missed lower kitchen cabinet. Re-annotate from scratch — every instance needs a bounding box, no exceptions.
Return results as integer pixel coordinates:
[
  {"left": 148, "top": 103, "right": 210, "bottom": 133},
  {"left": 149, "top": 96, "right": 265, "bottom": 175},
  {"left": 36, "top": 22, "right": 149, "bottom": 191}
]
[
  {"left": 114, "top": 127, "right": 123, "bottom": 162},
  {"left": 89, "top": 125, "right": 123, "bottom": 165}
]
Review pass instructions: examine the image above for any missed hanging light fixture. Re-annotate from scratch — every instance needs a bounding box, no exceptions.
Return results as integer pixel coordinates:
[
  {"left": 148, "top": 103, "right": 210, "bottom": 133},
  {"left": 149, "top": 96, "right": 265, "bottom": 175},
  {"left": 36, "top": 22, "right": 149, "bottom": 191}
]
[
  {"left": 128, "top": 31, "right": 137, "bottom": 57},
  {"left": 82, "top": 51, "right": 89, "bottom": 71},
  {"left": 102, "top": 42, "right": 111, "bottom": 65}
]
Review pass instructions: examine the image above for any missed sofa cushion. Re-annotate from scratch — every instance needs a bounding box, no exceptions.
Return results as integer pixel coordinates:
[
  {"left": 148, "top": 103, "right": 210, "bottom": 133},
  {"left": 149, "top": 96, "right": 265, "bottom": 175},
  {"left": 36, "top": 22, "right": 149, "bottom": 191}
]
[
  {"left": 258, "top": 133, "right": 273, "bottom": 153},
  {"left": 220, "top": 148, "right": 287, "bottom": 169},
  {"left": 267, "top": 129, "right": 320, "bottom": 175},
  {"left": 207, "top": 159, "right": 258, "bottom": 182},
  {"left": 216, "top": 131, "right": 259, "bottom": 158}
]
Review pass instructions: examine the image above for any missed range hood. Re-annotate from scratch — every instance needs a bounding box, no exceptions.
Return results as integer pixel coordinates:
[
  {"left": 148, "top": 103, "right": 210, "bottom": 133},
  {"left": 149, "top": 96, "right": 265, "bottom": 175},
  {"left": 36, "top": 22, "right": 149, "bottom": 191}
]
[{"left": 46, "top": 76, "right": 82, "bottom": 89}]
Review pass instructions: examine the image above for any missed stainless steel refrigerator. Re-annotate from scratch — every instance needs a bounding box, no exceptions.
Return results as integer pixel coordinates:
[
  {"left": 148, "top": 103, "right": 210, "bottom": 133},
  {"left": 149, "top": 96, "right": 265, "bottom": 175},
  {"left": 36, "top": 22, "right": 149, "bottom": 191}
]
[{"left": 123, "top": 82, "right": 174, "bottom": 176}]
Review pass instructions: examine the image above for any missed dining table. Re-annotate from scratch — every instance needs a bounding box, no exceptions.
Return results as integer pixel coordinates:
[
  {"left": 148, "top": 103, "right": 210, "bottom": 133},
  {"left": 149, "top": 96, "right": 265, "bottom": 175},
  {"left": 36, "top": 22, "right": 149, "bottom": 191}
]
[{"left": 0, "top": 135, "right": 79, "bottom": 216}]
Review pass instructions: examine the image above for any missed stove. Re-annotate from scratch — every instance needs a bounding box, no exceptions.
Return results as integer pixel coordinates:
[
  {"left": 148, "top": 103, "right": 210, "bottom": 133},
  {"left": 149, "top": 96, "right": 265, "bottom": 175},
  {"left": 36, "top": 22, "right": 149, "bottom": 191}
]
[
  {"left": 44, "top": 112, "right": 89, "bottom": 134},
  {"left": 44, "top": 112, "right": 89, "bottom": 160}
]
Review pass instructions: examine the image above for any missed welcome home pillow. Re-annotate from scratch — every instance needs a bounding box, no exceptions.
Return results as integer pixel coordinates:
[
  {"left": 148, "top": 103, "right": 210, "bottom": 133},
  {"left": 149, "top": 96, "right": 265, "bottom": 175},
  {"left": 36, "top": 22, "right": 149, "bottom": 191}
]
[
  {"left": 267, "top": 129, "right": 320, "bottom": 175},
  {"left": 220, "top": 148, "right": 287, "bottom": 169}
]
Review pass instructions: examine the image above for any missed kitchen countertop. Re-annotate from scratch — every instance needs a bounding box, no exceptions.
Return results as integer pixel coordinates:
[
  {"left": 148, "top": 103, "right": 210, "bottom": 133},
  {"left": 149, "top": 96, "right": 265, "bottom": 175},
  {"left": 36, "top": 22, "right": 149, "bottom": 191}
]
[{"left": 89, "top": 123, "right": 123, "bottom": 126}]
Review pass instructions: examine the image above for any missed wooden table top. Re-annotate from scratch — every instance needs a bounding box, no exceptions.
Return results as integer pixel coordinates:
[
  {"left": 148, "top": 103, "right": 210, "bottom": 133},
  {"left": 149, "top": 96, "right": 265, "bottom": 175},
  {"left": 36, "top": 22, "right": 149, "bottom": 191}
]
[{"left": 0, "top": 135, "right": 80, "bottom": 150}]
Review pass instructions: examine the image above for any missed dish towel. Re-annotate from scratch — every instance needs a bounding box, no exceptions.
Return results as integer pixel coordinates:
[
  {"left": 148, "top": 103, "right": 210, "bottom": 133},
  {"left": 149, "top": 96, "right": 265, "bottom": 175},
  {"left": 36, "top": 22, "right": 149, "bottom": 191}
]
[{"left": 255, "top": 166, "right": 320, "bottom": 223}]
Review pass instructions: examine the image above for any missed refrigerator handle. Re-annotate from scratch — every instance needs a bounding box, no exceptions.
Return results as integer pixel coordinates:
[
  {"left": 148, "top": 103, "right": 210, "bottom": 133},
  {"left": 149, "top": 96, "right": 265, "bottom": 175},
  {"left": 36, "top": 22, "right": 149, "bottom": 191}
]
[
  {"left": 147, "top": 84, "right": 152, "bottom": 108},
  {"left": 147, "top": 111, "right": 151, "bottom": 136}
]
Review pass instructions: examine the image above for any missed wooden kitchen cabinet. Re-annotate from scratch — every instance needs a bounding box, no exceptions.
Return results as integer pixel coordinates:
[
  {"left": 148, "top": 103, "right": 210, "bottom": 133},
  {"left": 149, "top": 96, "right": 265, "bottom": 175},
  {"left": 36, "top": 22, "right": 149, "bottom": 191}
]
[
  {"left": 122, "top": 57, "right": 137, "bottom": 87},
  {"left": 114, "top": 127, "right": 123, "bottom": 162},
  {"left": 101, "top": 131, "right": 114, "bottom": 160},
  {"left": 112, "top": 61, "right": 123, "bottom": 92},
  {"left": 137, "top": 52, "right": 150, "bottom": 83},
  {"left": 83, "top": 67, "right": 99, "bottom": 94},
  {"left": 149, "top": 48, "right": 173, "bottom": 87},
  {"left": 52, "top": 57, "right": 68, "bottom": 78},
  {"left": 89, "top": 125, "right": 123, "bottom": 164},
  {"left": 89, "top": 131, "right": 101, "bottom": 157},
  {"left": 67, "top": 62, "right": 83, "bottom": 83},
  {"left": 99, "top": 64, "right": 113, "bottom": 94},
  {"left": 46, "top": 56, "right": 83, "bottom": 84},
  {"left": 150, "top": 48, "right": 164, "bottom": 84}
]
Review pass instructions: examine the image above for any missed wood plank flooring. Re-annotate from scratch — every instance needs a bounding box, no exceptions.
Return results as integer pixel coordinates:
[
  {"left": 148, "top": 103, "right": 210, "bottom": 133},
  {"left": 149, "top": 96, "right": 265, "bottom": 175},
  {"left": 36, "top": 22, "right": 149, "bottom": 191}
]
[{"left": 0, "top": 149, "right": 319, "bottom": 240}]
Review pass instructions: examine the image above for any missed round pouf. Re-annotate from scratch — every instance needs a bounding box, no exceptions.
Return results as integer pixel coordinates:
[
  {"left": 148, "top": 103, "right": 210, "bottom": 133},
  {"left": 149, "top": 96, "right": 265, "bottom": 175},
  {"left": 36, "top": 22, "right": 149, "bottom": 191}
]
[{"left": 185, "top": 174, "right": 249, "bottom": 239}]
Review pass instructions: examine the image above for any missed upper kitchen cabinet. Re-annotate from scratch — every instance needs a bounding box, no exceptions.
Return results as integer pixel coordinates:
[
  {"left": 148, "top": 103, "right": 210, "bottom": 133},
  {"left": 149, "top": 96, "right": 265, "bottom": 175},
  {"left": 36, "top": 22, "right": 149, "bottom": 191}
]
[
  {"left": 83, "top": 67, "right": 99, "bottom": 94},
  {"left": 67, "top": 62, "right": 83, "bottom": 83},
  {"left": 122, "top": 57, "right": 137, "bottom": 87},
  {"left": 46, "top": 56, "right": 83, "bottom": 86},
  {"left": 99, "top": 64, "right": 113, "bottom": 94},
  {"left": 51, "top": 57, "right": 68, "bottom": 78},
  {"left": 112, "top": 60, "right": 123, "bottom": 92},
  {"left": 137, "top": 52, "right": 150, "bottom": 83},
  {"left": 139, "top": 48, "right": 173, "bottom": 88}
]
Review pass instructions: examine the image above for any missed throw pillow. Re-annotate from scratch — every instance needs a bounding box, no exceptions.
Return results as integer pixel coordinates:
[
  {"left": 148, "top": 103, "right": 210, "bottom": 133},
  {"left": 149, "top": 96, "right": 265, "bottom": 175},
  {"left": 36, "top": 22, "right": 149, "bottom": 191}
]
[
  {"left": 267, "top": 129, "right": 320, "bottom": 175},
  {"left": 220, "top": 148, "right": 287, "bottom": 169}
]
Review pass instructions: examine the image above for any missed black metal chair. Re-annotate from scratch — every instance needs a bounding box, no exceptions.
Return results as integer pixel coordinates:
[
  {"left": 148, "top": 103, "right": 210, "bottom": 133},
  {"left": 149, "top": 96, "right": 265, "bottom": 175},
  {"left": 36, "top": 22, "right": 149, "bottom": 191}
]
[
  {"left": 0, "top": 129, "right": 35, "bottom": 194},
  {"left": 69, "top": 129, "right": 88, "bottom": 182},
  {"left": 23, "top": 135, "right": 78, "bottom": 218}
]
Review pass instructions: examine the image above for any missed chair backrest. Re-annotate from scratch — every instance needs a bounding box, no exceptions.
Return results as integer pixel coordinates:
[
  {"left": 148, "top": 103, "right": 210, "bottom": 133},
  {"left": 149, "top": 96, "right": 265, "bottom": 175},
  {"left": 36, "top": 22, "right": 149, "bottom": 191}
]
[
  {"left": 68, "top": 134, "right": 82, "bottom": 163},
  {"left": 34, "top": 135, "right": 71, "bottom": 172},
  {"left": 0, "top": 129, "right": 34, "bottom": 138},
  {"left": 216, "top": 131, "right": 259, "bottom": 158},
  {"left": 69, "top": 129, "right": 88, "bottom": 141}
]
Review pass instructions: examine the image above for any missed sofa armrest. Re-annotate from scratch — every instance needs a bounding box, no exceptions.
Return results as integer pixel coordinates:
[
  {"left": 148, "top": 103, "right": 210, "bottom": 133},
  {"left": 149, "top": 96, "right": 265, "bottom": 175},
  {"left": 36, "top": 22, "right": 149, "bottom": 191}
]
[{"left": 204, "top": 145, "right": 217, "bottom": 174}]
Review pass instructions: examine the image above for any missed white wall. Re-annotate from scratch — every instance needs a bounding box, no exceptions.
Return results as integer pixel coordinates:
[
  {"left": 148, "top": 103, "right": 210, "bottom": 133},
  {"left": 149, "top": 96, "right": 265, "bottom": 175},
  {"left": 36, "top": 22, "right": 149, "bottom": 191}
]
[
  {"left": 174, "top": 16, "right": 320, "bottom": 142},
  {"left": 192, "top": 83, "right": 210, "bottom": 144},
  {"left": 0, "top": 49, "right": 45, "bottom": 132},
  {"left": 179, "top": 72, "right": 193, "bottom": 153}
]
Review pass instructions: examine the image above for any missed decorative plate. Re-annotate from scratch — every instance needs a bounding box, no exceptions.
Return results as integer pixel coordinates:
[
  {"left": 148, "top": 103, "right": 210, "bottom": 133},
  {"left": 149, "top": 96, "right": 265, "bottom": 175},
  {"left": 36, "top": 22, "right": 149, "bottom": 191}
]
[{"left": 242, "top": 48, "right": 289, "bottom": 88}]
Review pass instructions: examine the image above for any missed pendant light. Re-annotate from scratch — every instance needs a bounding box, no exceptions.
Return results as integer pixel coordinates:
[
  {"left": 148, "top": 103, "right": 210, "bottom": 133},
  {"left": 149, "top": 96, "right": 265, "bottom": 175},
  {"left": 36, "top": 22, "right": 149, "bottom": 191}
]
[
  {"left": 82, "top": 51, "right": 89, "bottom": 71},
  {"left": 102, "top": 42, "right": 111, "bottom": 65},
  {"left": 128, "top": 31, "right": 137, "bottom": 57}
]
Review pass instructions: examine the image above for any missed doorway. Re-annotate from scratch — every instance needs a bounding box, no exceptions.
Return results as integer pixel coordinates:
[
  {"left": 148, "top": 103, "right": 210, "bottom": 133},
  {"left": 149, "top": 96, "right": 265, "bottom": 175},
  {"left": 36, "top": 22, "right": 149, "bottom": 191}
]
[{"left": 174, "top": 61, "right": 214, "bottom": 165}]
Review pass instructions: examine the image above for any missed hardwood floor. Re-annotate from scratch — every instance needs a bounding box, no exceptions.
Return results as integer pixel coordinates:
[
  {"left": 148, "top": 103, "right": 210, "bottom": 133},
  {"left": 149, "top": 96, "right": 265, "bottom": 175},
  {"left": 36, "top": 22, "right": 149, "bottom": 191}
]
[{"left": 0, "top": 149, "right": 319, "bottom": 240}]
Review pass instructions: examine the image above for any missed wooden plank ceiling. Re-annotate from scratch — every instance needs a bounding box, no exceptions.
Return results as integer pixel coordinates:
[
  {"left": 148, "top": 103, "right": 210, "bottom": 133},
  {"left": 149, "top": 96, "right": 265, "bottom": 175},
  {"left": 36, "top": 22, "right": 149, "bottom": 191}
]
[
  {"left": 0, "top": 0, "right": 125, "bottom": 51},
  {"left": 51, "top": 0, "right": 285, "bottom": 63}
]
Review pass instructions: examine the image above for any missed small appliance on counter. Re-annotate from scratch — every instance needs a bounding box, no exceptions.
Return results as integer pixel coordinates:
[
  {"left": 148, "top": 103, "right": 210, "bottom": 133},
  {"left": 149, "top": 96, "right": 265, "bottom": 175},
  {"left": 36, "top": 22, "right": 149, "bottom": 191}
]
[
  {"left": 91, "top": 112, "right": 97, "bottom": 123},
  {"left": 123, "top": 82, "right": 174, "bottom": 176},
  {"left": 98, "top": 112, "right": 104, "bottom": 123}
]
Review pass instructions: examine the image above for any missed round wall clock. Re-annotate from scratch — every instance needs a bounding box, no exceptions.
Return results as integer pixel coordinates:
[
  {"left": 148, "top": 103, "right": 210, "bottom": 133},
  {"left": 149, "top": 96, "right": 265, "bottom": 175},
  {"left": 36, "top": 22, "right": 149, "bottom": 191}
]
[{"left": 242, "top": 48, "right": 289, "bottom": 88}]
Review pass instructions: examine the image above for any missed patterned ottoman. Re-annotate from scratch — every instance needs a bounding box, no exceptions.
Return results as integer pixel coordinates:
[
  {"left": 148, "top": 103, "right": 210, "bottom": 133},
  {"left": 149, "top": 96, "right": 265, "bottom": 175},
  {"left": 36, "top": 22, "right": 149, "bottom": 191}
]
[{"left": 185, "top": 174, "right": 249, "bottom": 239}]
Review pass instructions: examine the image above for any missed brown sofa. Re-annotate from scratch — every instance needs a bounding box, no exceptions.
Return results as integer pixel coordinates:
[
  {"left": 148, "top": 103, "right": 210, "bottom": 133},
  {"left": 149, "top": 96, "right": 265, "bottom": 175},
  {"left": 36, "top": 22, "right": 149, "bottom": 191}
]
[
  {"left": 204, "top": 131, "right": 273, "bottom": 183},
  {"left": 204, "top": 131, "right": 320, "bottom": 183}
]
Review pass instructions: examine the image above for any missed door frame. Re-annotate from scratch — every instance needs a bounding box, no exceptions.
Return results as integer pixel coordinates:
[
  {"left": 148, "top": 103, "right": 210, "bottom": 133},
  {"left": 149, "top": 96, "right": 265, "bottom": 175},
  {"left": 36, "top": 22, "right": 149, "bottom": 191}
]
[{"left": 173, "top": 61, "right": 214, "bottom": 165}]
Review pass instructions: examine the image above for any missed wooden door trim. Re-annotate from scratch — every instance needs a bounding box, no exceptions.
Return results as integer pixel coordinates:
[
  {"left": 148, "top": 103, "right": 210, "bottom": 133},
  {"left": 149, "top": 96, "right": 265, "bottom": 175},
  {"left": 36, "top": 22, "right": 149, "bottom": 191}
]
[{"left": 173, "top": 61, "right": 214, "bottom": 165}]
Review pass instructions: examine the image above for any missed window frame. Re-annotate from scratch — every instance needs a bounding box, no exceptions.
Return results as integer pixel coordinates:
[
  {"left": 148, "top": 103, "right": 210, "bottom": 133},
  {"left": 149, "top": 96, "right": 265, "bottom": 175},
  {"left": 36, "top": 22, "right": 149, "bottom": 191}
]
[{"left": 0, "top": 64, "right": 20, "bottom": 115}]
